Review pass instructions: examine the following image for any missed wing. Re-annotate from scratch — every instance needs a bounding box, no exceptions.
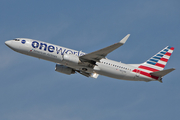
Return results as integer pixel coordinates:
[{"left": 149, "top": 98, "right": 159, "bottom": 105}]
[{"left": 80, "top": 34, "right": 130, "bottom": 62}]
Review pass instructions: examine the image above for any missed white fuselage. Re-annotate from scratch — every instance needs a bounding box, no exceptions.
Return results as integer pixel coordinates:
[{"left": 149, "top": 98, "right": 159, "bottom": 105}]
[{"left": 5, "top": 38, "right": 159, "bottom": 82}]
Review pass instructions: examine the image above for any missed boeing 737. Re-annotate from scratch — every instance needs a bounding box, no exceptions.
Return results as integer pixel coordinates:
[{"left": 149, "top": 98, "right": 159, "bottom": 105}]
[{"left": 5, "top": 34, "right": 175, "bottom": 82}]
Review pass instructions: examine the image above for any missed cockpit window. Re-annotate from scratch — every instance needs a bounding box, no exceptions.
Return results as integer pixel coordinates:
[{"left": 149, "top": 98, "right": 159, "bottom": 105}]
[{"left": 13, "top": 39, "right": 20, "bottom": 41}]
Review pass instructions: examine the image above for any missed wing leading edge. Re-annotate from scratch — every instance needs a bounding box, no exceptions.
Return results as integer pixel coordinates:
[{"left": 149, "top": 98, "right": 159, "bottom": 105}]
[{"left": 80, "top": 34, "right": 130, "bottom": 62}]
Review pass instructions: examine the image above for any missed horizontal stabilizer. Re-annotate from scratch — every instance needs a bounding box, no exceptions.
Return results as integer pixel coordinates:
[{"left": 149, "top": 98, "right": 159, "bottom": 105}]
[{"left": 150, "top": 68, "right": 175, "bottom": 77}]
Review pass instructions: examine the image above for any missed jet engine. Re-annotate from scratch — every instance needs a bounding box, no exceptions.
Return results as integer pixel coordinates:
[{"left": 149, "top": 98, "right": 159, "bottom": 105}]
[
  {"left": 55, "top": 64, "right": 75, "bottom": 75},
  {"left": 63, "top": 54, "right": 80, "bottom": 64}
]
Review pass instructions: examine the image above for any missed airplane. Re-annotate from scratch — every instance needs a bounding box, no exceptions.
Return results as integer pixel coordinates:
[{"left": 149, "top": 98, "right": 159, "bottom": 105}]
[{"left": 5, "top": 34, "right": 175, "bottom": 83}]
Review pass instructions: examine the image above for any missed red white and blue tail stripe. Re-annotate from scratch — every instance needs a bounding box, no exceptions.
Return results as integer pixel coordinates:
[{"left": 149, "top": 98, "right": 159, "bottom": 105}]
[{"left": 138, "top": 46, "right": 174, "bottom": 73}]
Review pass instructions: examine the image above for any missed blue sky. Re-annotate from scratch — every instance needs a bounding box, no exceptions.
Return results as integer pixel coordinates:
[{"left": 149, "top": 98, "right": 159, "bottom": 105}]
[{"left": 1, "top": 0, "right": 180, "bottom": 120}]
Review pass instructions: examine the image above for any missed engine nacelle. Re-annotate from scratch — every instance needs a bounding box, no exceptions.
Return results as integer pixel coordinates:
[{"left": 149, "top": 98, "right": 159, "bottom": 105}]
[
  {"left": 55, "top": 64, "right": 75, "bottom": 75},
  {"left": 63, "top": 54, "right": 80, "bottom": 64}
]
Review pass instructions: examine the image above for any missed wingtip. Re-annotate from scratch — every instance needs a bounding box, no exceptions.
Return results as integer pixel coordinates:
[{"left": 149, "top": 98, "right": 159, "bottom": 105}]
[
  {"left": 172, "top": 68, "right": 176, "bottom": 70},
  {"left": 119, "top": 34, "right": 130, "bottom": 44}
]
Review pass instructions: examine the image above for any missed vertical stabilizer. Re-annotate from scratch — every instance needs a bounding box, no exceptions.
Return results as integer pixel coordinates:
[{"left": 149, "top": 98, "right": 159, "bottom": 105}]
[{"left": 137, "top": 46, "right": 174, "bottom": 73}]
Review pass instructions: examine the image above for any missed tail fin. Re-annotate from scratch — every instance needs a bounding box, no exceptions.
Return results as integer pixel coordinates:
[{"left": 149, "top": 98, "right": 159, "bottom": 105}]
[{"left": 138, "top": 46, "right": 174, "bottom": 73}]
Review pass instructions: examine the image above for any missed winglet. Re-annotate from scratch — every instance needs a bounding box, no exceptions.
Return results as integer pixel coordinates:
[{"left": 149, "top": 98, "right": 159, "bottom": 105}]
[{"left": 119, "top": 34, "right": 130, "bottom": 44}]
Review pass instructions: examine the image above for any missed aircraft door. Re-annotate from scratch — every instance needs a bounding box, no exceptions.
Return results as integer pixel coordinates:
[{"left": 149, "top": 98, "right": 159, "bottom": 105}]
[{"left": 136, "top": 69, "right": 140, "bottom": 77}]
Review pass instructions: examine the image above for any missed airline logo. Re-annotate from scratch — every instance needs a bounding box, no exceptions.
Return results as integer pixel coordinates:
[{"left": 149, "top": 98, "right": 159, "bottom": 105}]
[
  {"left": 21, "top": 40, "right": 26, "bottom": 44},
  {"left": 140, "top": 46, "right": 174, "bottom": 72},
  {"left": 146, "top": 46, "right": 174, "bottom": 68},
  {"left": 133, "top": 46, "right": 174, "bottom": 80},
  {"left": 31, "top": 41, "right": 85, "bottom": 56}
]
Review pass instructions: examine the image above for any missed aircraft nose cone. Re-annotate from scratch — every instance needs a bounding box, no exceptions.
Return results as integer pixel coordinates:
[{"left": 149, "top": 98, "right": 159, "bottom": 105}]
[
  {"left": 5, "top": 40, "right": 13, "bottom": 48},
  {"left": 5, "top": 41, "right": 10, "bottom": 46}
]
